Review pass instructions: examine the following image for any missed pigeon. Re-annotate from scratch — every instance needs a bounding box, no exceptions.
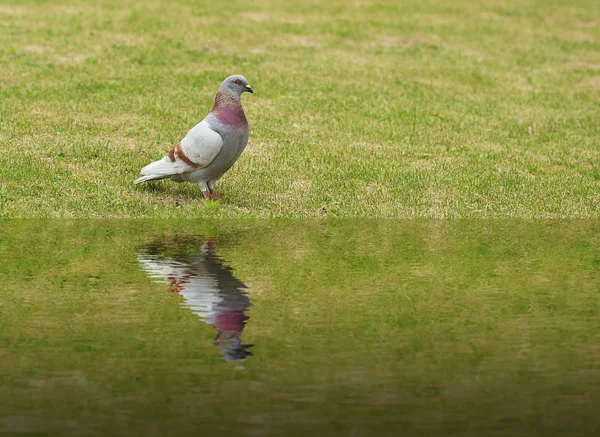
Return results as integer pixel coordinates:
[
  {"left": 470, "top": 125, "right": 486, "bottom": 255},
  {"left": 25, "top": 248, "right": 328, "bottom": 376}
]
[
  {"left": 134, "top": 74, "right": 253, "bottom": 200},
  {"left": 138, "top": 238, "right": 253, "bottom": 362}
]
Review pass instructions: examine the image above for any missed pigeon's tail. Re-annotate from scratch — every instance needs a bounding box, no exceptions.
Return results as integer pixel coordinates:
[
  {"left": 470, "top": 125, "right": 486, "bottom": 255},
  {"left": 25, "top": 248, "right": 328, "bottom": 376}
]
[
  {"left": 134, "top": 174, "right": 170, "bottom": 184},
  {"left": 134, "top": 157, "right": 180, "bottom": 185}
]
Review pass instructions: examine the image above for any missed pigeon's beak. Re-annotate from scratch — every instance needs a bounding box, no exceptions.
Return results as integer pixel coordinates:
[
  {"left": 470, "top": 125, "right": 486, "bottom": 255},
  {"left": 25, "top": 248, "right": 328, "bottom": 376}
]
[{"left": 244, "top": 84, "right": 254, "bottom": 93}]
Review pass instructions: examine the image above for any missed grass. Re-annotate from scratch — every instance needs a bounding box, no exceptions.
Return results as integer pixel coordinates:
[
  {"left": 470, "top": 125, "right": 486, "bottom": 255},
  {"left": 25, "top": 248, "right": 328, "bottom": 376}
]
[
  {"left": 0, "top": 0, "right": 599, "bottom": 217},
  {"left": 1, "top": 220, "right": 600, "bottom": 436}
]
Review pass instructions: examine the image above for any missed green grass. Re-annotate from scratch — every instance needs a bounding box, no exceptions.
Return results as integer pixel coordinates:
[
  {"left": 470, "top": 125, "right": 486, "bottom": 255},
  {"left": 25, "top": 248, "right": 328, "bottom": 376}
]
[{"left": 0, "top": 0, "right": 599, "bottom": 217}]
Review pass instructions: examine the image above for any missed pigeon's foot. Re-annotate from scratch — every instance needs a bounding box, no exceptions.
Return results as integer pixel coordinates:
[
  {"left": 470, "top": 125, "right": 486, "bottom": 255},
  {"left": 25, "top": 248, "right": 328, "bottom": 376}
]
[
  {"left": 209, "top": 189, "right": 218, "bottom": 200},
  {"left": 202, "top": 191, "right": 210, "bottom": 200}
]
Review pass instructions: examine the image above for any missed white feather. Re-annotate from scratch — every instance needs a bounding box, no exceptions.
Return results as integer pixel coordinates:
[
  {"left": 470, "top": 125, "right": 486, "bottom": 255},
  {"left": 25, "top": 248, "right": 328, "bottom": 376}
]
[
  {"left": 179, "top": 120, "right": 223, "bottom": 168},
  {"left": 135, "top": 120, "right": 223, "bottom": 183}
]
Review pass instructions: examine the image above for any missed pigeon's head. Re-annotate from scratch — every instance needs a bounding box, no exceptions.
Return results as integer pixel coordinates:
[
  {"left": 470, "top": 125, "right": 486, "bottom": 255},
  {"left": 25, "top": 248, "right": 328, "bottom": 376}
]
[{"left": 220, "top": 75, "right": 254, "bottom": 96}]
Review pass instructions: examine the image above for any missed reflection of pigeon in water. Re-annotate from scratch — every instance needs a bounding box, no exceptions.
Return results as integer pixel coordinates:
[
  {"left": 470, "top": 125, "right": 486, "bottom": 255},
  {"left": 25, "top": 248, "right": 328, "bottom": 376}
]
[{"left": 138, "top": 239, "right": 253, "bottom": 361}]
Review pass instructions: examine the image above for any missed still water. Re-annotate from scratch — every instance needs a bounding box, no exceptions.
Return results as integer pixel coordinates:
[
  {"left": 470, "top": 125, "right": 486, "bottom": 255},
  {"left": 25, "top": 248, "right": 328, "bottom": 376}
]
[{"left": 0, "top": 220, "right": 599, "bottom": 436}]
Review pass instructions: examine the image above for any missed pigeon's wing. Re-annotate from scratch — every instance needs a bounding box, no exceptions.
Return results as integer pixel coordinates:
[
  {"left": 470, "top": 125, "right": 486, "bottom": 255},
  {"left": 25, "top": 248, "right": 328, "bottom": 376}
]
[
  {"left": 178, "top": 120, "right": 223, "bottom": 169},
  {"left": 139, "top": 120, "right": 223, "bottom": 177}
]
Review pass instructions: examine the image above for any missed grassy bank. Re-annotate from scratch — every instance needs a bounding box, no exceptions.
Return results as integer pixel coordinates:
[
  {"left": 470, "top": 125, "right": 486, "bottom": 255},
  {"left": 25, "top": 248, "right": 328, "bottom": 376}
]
[{"left": 0, "top": 0, "right": 599, "bottom": 217}]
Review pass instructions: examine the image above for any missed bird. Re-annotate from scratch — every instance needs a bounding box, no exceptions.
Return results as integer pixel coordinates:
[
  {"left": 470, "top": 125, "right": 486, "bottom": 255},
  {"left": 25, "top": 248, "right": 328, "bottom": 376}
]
[
  {"left": 138, "top": 237, "right": 253, "bottom": 362},
  {"left": 134, "top": 75, "right": 253, "bottom": 200}
]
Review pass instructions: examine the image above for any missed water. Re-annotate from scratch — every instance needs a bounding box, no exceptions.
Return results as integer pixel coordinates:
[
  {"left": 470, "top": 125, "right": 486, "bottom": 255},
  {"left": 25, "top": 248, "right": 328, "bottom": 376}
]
[{"left": 0, "top": 220, "right": 599, "bottom": 436}]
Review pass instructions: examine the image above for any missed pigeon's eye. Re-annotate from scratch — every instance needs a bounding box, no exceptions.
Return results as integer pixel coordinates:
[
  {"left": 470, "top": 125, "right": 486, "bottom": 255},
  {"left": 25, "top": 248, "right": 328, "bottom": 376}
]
[{"left": 234, "top": 79, "right": 242, "bottom": 85}]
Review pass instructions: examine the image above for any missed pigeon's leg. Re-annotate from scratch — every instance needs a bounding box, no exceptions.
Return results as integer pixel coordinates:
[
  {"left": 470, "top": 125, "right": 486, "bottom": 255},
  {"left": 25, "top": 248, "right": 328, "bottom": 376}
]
[
  {"left": 198, "top": 181, "right": 210, "bottom": 200},
  {"left": 208, "top": 180, "right": 218, "bottom": 200}
]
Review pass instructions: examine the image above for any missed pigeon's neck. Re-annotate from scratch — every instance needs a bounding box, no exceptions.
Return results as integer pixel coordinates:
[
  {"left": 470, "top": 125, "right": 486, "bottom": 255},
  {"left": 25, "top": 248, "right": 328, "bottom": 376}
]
[
  {"left": 211, "top": 89, "right": 240, "bottom": 110},
  {"left": 211, "top": 90, "right": 247, "bottom": 128}
]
